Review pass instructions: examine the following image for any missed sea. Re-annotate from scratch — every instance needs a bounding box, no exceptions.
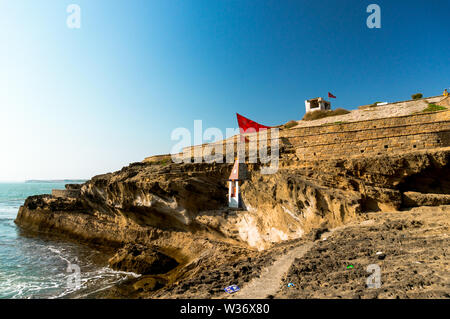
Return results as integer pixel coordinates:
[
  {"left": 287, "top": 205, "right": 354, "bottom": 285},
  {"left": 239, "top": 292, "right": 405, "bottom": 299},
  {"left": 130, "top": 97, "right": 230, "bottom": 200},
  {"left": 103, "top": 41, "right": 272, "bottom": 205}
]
[{"left": 0, "top": 182, "right": 139, "bottom": 299}]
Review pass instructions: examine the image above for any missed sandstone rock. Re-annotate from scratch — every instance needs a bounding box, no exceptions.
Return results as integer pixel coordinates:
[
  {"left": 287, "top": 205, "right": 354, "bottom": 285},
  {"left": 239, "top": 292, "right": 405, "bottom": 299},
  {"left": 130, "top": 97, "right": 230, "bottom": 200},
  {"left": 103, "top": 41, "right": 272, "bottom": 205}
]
[
  {"left": 108, "top": 244, "right": 178, "bottom": 275},
  {"left": 15, "top": 149, "right": 450, "bottom": 252},
  {"left": 132, "top": 276, "right": 167, "bottom": 292},
  {"left": 402, "top": 191, "right": 450, "bottom": 207},
  {"left": 65, "top": 184, "right": 83, "bottom": 190}
]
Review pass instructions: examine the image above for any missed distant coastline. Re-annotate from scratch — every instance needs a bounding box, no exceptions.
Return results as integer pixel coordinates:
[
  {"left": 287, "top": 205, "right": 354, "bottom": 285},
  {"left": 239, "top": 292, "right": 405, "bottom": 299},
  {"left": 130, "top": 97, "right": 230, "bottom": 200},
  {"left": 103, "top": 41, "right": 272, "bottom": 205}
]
[{"left": 25, "top": 179, "right": 87, "bottom": 184}]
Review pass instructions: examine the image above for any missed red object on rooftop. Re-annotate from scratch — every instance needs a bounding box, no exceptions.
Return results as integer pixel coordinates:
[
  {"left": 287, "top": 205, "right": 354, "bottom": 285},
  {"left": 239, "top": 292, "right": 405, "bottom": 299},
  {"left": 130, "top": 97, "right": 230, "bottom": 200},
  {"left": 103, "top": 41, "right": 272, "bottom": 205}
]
[
  {"left": 236, "top": 113, "right": 271, "bottom": 133},
  {"left": 328, "top": 92, "right": 336, "bottom": 99}
]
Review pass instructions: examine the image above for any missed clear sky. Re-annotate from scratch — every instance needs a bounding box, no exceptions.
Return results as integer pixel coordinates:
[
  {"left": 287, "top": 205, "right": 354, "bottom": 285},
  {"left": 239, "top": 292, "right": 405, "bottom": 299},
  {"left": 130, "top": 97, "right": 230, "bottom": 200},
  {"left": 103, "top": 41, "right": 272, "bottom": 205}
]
[{"left": 0, "top": 0, "right": 449, "bottom": 181}]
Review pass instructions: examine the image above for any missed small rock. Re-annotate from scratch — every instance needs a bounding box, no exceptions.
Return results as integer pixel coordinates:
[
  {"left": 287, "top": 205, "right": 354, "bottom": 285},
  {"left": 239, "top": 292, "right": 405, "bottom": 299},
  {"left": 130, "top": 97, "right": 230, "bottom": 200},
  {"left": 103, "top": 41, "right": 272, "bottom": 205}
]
[{"left": 377, "top": 254, "right": 386, "bottom": 260}]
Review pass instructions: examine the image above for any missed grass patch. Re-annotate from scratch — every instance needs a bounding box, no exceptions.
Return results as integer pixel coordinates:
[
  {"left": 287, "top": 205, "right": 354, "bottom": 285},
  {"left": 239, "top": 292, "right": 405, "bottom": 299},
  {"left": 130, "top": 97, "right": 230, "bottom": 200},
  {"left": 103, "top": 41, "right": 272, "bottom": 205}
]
[
  {"left": 420, "top": 103, "right": 447, "bottom": 113},
  {"left": 283, "top": 120, "right": 298, "bottom": 129},
  {"left": 159, "top": 158, "right": 171, "bottom": 166},
  {"left": 147, "top": 157, "right": 172, "bottom": 166},
  {"left": 302, "top": 108, "right": 350, "bottom": 121},
  {"left": 321, "top": 121, "right": 349, "bottom": 126},
  {"left": 358, "top": 102, "right": 382, "bottom": 110}
]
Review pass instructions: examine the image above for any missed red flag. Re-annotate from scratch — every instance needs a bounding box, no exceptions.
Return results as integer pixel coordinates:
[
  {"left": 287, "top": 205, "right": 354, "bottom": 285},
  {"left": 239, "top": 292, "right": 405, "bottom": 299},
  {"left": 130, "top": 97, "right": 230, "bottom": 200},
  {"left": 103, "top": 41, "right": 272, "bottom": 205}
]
[
  {"left": 328, "top": 92, "right": 336, "bottom": 99},
  {"left": 236, "top": 113, "right": 271, "bottom": 133}
]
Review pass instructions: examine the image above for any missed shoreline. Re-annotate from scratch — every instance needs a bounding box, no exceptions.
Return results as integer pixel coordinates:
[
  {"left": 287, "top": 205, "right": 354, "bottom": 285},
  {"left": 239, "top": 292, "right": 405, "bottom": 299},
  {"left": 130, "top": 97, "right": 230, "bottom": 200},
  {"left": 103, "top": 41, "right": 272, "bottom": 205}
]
[
  {"left": 11, "top": 120, "right": 450, "bottom": 298},
  {"left": 15, "top": 204, "right": 449, "bottom": 299}
]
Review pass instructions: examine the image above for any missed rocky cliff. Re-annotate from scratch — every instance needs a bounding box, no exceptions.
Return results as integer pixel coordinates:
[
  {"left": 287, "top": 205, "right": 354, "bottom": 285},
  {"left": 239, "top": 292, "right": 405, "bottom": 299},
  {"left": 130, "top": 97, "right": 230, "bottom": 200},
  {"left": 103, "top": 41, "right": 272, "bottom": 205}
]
[
  {"left": 14, "top": 121, "right": 450, "bottom": 297},
  {"left": 16, "top": 147, "right": 450, "bottom": 245}
]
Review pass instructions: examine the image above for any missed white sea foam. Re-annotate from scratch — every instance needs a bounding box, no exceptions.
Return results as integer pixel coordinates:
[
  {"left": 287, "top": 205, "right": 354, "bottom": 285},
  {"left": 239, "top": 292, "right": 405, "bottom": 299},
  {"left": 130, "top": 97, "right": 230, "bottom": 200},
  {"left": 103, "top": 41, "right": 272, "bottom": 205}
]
[{"left": 0, "top": 182, "right": 133, "bottom": 299}]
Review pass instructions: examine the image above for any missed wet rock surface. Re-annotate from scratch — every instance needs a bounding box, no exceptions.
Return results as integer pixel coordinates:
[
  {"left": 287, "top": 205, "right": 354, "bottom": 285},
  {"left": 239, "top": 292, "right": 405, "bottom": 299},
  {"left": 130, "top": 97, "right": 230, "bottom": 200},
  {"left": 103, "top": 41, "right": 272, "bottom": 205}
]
[{"left": 108, "top": 244, "right": 178, "bottom": 275}]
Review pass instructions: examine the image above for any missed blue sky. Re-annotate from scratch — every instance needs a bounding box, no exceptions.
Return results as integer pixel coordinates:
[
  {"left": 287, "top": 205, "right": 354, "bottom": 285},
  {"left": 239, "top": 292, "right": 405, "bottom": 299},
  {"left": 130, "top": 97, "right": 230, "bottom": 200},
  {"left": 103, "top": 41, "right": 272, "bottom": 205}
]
[{"left": 0, "top": 0, "right": 449, "bottom": 181}]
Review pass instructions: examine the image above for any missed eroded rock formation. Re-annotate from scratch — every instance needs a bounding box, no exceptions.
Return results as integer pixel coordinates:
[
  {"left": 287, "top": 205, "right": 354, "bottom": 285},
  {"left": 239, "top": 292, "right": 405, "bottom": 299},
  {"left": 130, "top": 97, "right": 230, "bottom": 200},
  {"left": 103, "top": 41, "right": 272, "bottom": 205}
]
[
  {"left": 16, "top": 147, "right": 450, "bottom": 253},
  {"left": 13, "top": 111, "right": 450, "bottom": 296},
  {"left": 108, "top": 244, "right": 179, "bottom": 275}
]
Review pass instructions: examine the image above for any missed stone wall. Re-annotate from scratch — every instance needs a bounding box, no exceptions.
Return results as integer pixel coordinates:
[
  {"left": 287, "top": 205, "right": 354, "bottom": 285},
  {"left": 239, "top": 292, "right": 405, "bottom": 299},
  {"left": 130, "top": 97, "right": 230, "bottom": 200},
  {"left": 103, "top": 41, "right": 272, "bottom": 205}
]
[
  {"left": 438, "top": 96, "right": 450, "bottom": 107},
  {"left": 290, "top": 110, "right": 450, "bottom": 161},
  {"left": 176, "top": 110, "right": 450, "bottom": 163}
]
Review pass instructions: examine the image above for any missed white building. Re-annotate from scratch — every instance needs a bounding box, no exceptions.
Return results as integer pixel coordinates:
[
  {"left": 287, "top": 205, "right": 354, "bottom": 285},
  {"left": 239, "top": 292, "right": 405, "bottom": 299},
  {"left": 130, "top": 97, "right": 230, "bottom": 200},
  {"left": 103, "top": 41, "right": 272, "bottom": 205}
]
[
  {"left": 305, "top": 97, "right": 331, "bottom": 113},
  {"left": 228, "top": 158, "right": 247, "bottom": 209}
]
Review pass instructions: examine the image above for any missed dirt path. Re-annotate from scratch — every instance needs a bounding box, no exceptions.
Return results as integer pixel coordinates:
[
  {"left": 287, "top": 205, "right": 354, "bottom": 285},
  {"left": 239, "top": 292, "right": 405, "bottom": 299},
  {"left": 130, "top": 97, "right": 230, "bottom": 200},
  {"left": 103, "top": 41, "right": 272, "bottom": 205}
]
[
  {"left": 227, "top": 242, "right": 314, "bottom": 299},
  {"left": 276, "top": 206, "right": 450, "bottom": 299},
  {"left": 227, "top": 223, "right": 365, "bottom": 299}
]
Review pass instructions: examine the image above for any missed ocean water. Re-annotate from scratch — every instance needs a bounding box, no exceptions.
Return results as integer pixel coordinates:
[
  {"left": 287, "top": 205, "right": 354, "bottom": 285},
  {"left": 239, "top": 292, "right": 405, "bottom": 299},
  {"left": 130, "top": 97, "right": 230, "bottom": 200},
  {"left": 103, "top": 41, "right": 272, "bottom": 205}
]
[{"left": 0, "top": 182, "right": 138, "bottom": 299}]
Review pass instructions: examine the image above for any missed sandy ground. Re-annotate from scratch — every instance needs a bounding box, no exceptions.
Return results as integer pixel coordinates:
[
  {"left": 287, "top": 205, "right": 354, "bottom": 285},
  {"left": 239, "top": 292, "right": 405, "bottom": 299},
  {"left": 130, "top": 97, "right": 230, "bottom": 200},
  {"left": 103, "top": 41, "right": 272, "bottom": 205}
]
[
  {"left": 276, "top": 205, "right": 450, "bottom": 299},
  {"left": 156, "top": 205, "right": 450, "bottom": 299},
  {"left": 227, "top": 242, "right": 313, "bottom": 299},
  {"left": 89, "top": 205, "right": 449, "bottom": 299}
]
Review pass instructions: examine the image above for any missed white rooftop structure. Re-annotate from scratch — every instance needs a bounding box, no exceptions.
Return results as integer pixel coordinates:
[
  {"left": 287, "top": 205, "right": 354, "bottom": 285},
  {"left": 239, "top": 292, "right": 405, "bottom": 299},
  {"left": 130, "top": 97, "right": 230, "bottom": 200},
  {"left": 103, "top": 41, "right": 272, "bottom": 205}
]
[{"left": 305, "top": 97, "right": 331, "bottom": 113}]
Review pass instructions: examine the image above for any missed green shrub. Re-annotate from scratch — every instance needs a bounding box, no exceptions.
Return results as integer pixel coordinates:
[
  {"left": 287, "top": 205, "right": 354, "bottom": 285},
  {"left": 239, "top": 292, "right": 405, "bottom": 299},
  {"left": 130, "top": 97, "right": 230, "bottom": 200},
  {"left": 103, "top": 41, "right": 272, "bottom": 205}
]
[
  {"left": 420, "top": 103, "right": 447, "bottom": 113},
  {"left": 302, "top": 108, "right": 350, "bottom": 121},
  {"left": 283, "top": 120, "right": 298, "bottom": 129},
  {"left": 411, "top": 93, "right": 423, "bottom": 100}
]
